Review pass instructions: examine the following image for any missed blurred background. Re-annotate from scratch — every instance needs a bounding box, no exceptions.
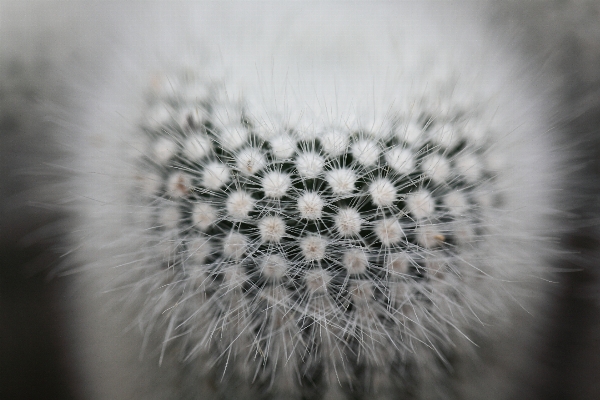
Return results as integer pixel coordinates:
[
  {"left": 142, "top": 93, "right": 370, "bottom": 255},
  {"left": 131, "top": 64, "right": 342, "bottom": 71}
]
[{"left": 1, "top": 1, "right": 599, "bottom": 399}]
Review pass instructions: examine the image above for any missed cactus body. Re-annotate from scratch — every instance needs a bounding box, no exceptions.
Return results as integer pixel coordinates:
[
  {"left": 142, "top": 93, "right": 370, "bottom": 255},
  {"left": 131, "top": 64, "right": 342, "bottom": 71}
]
[{"left": 32, "top": 2, "right": 562, "bottom": 399}]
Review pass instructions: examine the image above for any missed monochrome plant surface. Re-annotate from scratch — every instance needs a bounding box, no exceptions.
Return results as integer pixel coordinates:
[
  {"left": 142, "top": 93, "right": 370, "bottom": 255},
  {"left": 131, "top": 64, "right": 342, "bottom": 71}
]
[{"left": 0, "top": 2, "right": 564, "bottom": 399}]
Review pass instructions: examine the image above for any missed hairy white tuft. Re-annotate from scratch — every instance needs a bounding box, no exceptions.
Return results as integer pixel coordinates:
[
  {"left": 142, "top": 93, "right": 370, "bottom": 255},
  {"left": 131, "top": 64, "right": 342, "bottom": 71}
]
[
  {"left": 201, "top": 162, "right": 230, "bottom": 190},
  {"left": 300, "top": 235, "right": 328, "bottom": 261},
  {"left": 334, "top": 207, "right": 362, "bottom": 237},
  {"left": 369, "top": 178, "right": 397, "bottom": 207},
  {"left": 261, "top": 171, "right": 291, "bottom": 199},
  {"left": 226, "top": 190, "right": 254, "bottom": 220},
  {"left": 191, "top": 202, "right": 218, "bottom": 231},
  {"left": 222, "top": 232, "right": 248, "bottom": 260},
  {"left": 295, "top": 151, "right": 325, "bottom": 178},
  {"left": 326, "top": 168, "right": 357, "bottom": 195},
  {"left": 342, "top": 249, "right": 369, "bottom": 275},
  {"left": 236, "top": 147, "right": 266, "bottom": 176},
  {"left": 297, "top": 191, "right": 324, "bottom": 220},
  {"left": 258, "top": 216, "right": 286, "bottom": 243},
  {"left": 351, "top": 139, "right": 380, "bottom": 167}
]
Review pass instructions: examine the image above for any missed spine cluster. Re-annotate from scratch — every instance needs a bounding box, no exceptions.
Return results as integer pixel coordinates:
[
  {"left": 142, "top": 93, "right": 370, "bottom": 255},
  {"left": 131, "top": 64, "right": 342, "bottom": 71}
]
[{"left": 134, "top": 72, "right": 501, "bottom": 397}]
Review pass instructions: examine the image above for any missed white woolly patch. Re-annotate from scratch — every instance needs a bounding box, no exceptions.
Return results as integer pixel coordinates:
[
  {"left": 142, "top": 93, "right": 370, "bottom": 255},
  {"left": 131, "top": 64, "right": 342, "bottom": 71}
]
[
  {"left": 453, "top": 222, "right": 475, "bottom": 244},
  {"left": 385, "top": 147, "right": 415, "bottom": 175},
  {"left": 178, "top": 105, "right": 206, "bottom": 129},
  {"left": 178, "top": 81, "right": 211, "bottom": 104},
  {"left": 444, "top": 190, "right": 469, "bottom": 216},
  {"left": 300, "top": 235, "right": 328, "bottom": 261},
  {"left": 158, "top": 205, "right": 180, "bottom": 231},
  {"left": 261, "top": 171, "right": 291, "bottom": 199},
  {"left": 258, "top": 216, "right": 286, "bottom": 242},
  {"left": 248, "top": 108, "right": 280, "bottom": 140},
  {"left": 355, "top": 116, "right": 393, "bottom": 140},
  {"left": 166, "top": 172, "right": 192, "bottom": 198},
  {"left": 304, "top": 268, "right": 331, "bottom": 294},
  {"left": 326, "top": 168, "right": 356, "bottom": 195},
  {"left": 295, "top": 151, "right": 325, "bottom": 178},
  {"left": 454, "top": 153, "right": 482, "bottom": 182},
  {"left": 472, "top": 186, "right": 494, "bottom": 209},
  {"left": 374, "top": 218, "right": 404, "bottom": 246},
  {"left": 320, "top": 129, "right": 349, "bottom": 156},
  {"left": 342, "top": 249, "right": 368, "bottom": 275},
  {"left": 226, "top": 191, "right": 254, "bottom": 220},
  {"left": 236, "top": 147, "right": 266, "bottom": 176},
  {"left": 211, "top": 104, "right": 243, "bottom": 129},
  {"left": 351, "top": 139, "right": 380, "bottom": 166},
  {"left": 416, "top": 225, "right": 445, "bottom": 248},
  {"left": 222, "top": 232, "right": 248, "bottom": 259},
  {"left": 192, "top": 202, "right": 218, "bottom": 231},
  {"left": 334, "top": 208, "right": 362, "bottom": 237},
  {"left": 223, "top": 264, "right": 247, "bottom": 289},
  {"left": 485, "top": 150, "right": 505, "bottom": 173},
  {"left": 158, "top": 239, "right": 179, "bottom": 264},
  {"left": 269, "top": 134, "right": 296, "bottom": 159},
  {"left": 432, "top": 123, "right": 459, "bottom": 148},
  {"left": 146, "top": 104, "right": 173, "bottom": 129},
  {"left": 396, "top": 121, "right": 422, "bottom": 144},
  {"left": 152, "top": 137, "right": 178, "bottom": 165},
  {"left": 218, "top": 125, "right": 249, "bottom": 151},
  {"left": 201, "top": 162, "right": 230, "bottom": 190},
  {"left": 260, "top": 255, "right": 287, "bottom": 281},
  {"left": 351, "top": 281, "right": 374, "bottom": 305},
  {"left": 369, "top": 178, "right": 397, "bottom": 207},
  {"left": 183, "top": 134, "right": 211, "bottom": 160},
  {"left": 297, "top": 192, "right": 324, "bottom": 220},
  {"left": 385, "top": 252, "right": 410, "bottom": 277},
  {"left": 421, "top": 154, "right": 450, "bottom": 184},
  {"left": 186, "top": 237, "right": 212, "bottom": 264},
  {"left": 138, "top": 171, "right": 162, "bottom": 196},
  {"left": 405, "top": 190, "right": 435, "bottom": 220}
]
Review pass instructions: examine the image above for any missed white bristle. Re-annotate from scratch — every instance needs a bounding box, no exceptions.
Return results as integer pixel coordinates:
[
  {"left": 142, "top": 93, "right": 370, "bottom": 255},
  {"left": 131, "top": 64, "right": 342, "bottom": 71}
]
[
  {"left": 385, "top": 147, "right": 415, "bottom": 175},
  {"left": 153, "top": 136, "right": 178, "bottom": 165},
  {"left": 258, "top": 216, "right": 286, "bottom": 243},
  {"left": 326, "top": 168, "right": 356, "bottom": 195},
  {"left": 261, "top": 171, "right": 291, "bottom": 199},
  {"left": 334, "top": 208, "right": 362, "bottom": 237},
  {"left": 369, "top": 178, "right": 397, "bottom": 207},
  {"left": 352, "top": 139, "right": 380, "bottom": 167},
  {"left": 166, "top": 172, "right": 192, "bottom": 198},
  {"left": 405, "top": 190, "right": 436, "bottom": 220},
  {"left": 304, "top": 268, "right": 332, "bottom": 294},
  {"left": 222, "top": 232, "right": 248, "bottom": 260},
  {"left": 186, "top": 236, "right": 213, "bottom": 264},
  {"left": 191, "top": 202, "right": 218, "bottom": 231},
  {"left": 421, "top": 154, "right": 451, "bottom": 184},
  {"left": 260, "top": 255, "right": 287, "bottom": 280},
  {"left": 226, "top": 191, "right": 255, "bottom": 220},
  {"left": 374, "top": 218, "right": 404, "bottom": 246},
  {"left": 342, "top": 248, "right": 369, "bottom": 275},
  {"left": 444, "top": 190, "right": 469, "bottom": 216},
  {"left": 236, "top": 147, "right": 266, "bottom": 176},
  {"left": 300, "top": 235, "right": 328, "bottom": 261},
  {"left": 201, "top": 162, "right": 230, "bottom": 190},
  {"left": 295, "top": 151, "right": 325, "bottom": 178},
  {"left": 297, "top": 191, "right": 324, "bottom": 220},
  {"left": 183, "top": 134, "right": 212, "bottom": 160},
  {"left": 416, "top": 225, "right": 445, "bottom": 248},
  {"left": 320, "top": 129, "right": 349, "bottom": 156},
  {"left": 269, "top": 134, "right": 297, "bottom": 159}
]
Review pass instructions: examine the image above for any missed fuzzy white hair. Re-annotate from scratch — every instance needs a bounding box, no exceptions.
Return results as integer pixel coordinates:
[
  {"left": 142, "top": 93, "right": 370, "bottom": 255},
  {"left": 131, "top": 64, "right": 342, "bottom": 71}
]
[{"left": 0, "top": 2, "right": 568, "bottom": 399}]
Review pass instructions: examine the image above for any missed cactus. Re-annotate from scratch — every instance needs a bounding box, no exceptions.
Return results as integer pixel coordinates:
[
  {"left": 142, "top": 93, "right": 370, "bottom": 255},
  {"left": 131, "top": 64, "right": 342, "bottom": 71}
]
[
  {"left": 117, "top": 68, "right": 524, "bottom": 398},
  {"left": 24, "top": 2, "right": 560, "bottom": 399}
]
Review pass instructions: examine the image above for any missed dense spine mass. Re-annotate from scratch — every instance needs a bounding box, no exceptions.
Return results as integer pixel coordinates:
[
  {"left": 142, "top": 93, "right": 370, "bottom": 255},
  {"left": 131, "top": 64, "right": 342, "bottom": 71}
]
[{"left": 133, "top": 72, "right": 503, "bottom": 396}]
